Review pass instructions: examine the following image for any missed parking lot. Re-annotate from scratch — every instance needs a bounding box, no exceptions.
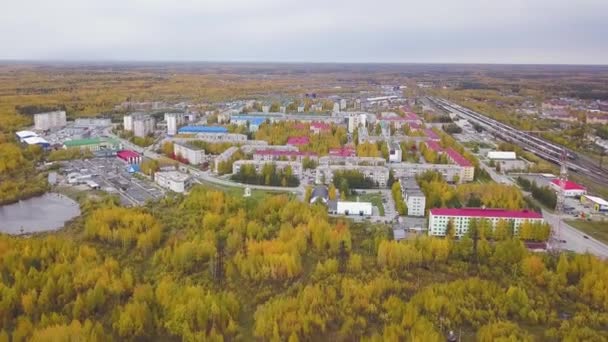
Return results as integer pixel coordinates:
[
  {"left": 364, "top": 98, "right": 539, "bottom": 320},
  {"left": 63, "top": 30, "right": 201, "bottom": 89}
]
[{"left": 61, "top": 157, "right": 165, "bottom": 206}]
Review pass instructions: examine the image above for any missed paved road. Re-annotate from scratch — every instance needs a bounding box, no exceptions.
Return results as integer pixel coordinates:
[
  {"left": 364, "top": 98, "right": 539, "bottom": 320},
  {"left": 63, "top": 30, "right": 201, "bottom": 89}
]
[{"left": 543, "top": 210, "right": 608, "bottom": 258}]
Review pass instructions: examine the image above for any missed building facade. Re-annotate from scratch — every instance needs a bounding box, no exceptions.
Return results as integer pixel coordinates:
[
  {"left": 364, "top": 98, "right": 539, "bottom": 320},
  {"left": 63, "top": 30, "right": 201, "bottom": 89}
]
[
  {"left": 401, "top": 178, "right": 426, "bottom": 217},
  {"left": 315, "top": 165, "right": 389, "bottom": 187},
  {"left": 173, "top": 142, "right": 206, "bottom": 165},
  {"left": 34, "top": 111, "right": 67, "bottom": 131},
  {"left": 155, "top": 171, "right": 190, "bottom": 193},
  {"left": 165, "top": 113, "right": 186, "bottom": 136},
  {"left": 389, "top": 163, "right": 464, "bottom": 184},
  {"left": 133, "top": 115, "right": 156, "bottom": 138},
  {"left": 232, "top": 160, "right": 303, "bottom": 177},
  {"left": 428, "top": 208, "right": 544, "bottom": 237},
  {"left": 214, "top": 146, "right": 239, "bottom": 173},
  {"left": 388, "top": 141, "right": 402, "bottom": 163},
  {"left": 253, "top": 150, "right": 318, "bottom": 163}
]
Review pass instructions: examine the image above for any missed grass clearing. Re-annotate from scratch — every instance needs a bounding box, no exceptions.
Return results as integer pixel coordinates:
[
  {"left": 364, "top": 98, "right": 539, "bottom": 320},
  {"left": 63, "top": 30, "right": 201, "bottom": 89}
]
[{"left": 566, "top": 219, "right": 608, "bottom": 244}]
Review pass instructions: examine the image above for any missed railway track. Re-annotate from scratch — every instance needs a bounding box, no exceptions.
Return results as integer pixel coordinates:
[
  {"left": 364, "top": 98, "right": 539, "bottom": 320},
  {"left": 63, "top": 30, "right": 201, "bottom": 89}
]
[{"left": 428, "top": 97, "right": 608, "bottom": 187}]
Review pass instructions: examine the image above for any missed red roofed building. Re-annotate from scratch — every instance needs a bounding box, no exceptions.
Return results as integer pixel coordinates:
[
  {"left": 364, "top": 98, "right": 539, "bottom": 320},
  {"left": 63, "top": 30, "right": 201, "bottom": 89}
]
[
  {"left": 329, "top": 147, "right": 356, "bottom": 157},
  {"left": 424, "top": 129, "right": 440, "bottom": 140},
  {"left": 253, "top": 149, "right": 318, "bottom": 162},
  {"left": 550, "top": 179, "right": 587, "bottom": 197},
  {"left": 425, "top": 140, "right": 443, "bottom": 152},
  {"left": 287, "top": 136, "right": 310, "bottom": 146},
  {"left": 404, "top": 112, "right": 420, "bottom": 121},
  {"left": 424, "top": 141, "right": 474, "bottom": 182},
  {"left": 409, "top": 122, "right": 422, "bottom": 131},
  {"left": 310, "top": 122, "right": 331, "bottom": 134},
  {"left": 429, "top": 208, "right": 544, "bottom": 237},
  {"left": 117, "top": 150, "right": 142, "bottom": 164}
]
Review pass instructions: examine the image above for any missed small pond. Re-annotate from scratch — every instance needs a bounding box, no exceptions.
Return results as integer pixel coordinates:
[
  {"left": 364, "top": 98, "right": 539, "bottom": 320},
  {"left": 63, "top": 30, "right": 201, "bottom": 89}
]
[{"left": 0, "top": 193, "right": 81, "bottom": 234}]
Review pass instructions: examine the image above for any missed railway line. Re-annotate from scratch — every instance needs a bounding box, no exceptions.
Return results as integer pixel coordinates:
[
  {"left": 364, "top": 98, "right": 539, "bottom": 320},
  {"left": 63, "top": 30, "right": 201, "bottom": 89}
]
[{"left": 428, "top": 97, "right": 608, "bottom": 186}]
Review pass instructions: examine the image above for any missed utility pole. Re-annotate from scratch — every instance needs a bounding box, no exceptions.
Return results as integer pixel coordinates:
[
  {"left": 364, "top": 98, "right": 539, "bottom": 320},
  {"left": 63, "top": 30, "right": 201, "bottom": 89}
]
[{"left": 553, "top": 148, "right": 568, "bottom": 253}]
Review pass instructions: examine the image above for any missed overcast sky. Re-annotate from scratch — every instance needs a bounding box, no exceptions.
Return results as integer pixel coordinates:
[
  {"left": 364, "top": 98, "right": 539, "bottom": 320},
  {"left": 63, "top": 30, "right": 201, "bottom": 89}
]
[{"left": 1, "top": 0, "right": 607, "bottom": 64}]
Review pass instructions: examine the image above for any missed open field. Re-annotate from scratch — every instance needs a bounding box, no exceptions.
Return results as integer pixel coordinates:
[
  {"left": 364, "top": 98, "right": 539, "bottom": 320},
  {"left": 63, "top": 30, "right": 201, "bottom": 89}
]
[{"left": 566, "top": 219, "right": 608, "bottom": 244}]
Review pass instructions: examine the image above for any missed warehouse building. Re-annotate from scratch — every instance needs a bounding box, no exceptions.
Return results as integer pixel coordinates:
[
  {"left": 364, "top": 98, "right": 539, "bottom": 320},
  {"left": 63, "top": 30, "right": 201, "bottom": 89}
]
[
  {"left": 487, "top": 151, "right": 517, "bottom": 160},
  {"left": 328, "top": 201, "right": 373, "bottom": 216},
  {"left": 428, "top": 208, "right": 544, "bottom": 237},
  {"left": 63, "top": 137, "right": 122, "bottom": 151},
  {"left": 581, "top": 195, "right": 608, "bottom": 212}
]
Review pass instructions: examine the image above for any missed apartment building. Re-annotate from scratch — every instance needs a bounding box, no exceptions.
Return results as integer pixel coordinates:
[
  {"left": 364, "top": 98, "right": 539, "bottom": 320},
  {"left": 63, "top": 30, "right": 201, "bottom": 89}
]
[
  {"left": 425, "top": 141, "right": 475, "bottom": 182},
  {"left": 315, "top": 165, "right": 389, "bottom": 187},
  {"left": 214, "top": 146, "right": 239, "bottom": 173},
  {"left": 428, "top": 208, "right": 544, "bottom": 237},
  {"left": 232, "top": 160, "right": 303, "bottom": 177},
  {"left": 253, "top": 149, "right": 318, "bottom": 163},
  {"left": 165, "top": 113, "right": 186, "bottom": 136},
  {"left": 389, "top": 163, "right": 464, "bottom": 184},
  {"left": 195, "top": 132, "right": 247, "bottom": 142},
  {"left": 34, "top": 111, "right": 67, "bottom": 131},
  {"left": 388, "top": 141, "right": 402, "bottom": 163},
  {"left": 348, "top": 113, "right": 367, "bottom": 133},
  {"left": 318, "top": 156, "right": 385, "bottom": 167},
  {"left": 400, "top": 178, "right": 426, "bottom": 217},
  {"left": 173, "top": 142, "right": 206, "bottom": 165}
]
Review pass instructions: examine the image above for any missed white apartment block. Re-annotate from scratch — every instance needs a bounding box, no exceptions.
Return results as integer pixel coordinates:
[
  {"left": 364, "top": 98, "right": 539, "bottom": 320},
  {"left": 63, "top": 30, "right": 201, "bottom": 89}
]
[
  {"left": 232, "top": 160, "right": 303, "bottom": 177},
  {"left": 74, "top": 118, "right": 112, "bottom": 127},
  {"left": 318, "top": 156, "right": 385, "bottom": 167},
  {"left": 155, "top": 171, "right": 190, "bottom": 193},
  {"left": 195, "top": 132, "right": 247, "bottom": 142},
  {"left": 348, "top": 113, "right": 367, "bottom": 133},
  {"left": 315, "top": 165, "right": 389, "bottom": 187},
  {"left": 388, "top": 141, "right": 402, "bottom": 163},
  {"left": 428, "top": 208, "right": 544, "bottom": 237},
  {"left": 173, "top": 142, "right": 206, "bottom": 165},
  {"left": 133, "top": 115, "right": 155, "bottom": 138},
  {"left": 389, "top": 163, "right": 465, "bottom": 184},
  {"left": 165, "top": 113, "right": 186, "bottom": 136},
  {"left": 400, "top": 178, "right": 426, "bottom": 217},
  {"left": 214, "top": 146, "right": 239, "bottom": 173},
  {"left": 34, "top": 111, "right": 67, "bottom": 131},
  {"left": 123, "top": 115, "right": 134, "bottom": 131}
]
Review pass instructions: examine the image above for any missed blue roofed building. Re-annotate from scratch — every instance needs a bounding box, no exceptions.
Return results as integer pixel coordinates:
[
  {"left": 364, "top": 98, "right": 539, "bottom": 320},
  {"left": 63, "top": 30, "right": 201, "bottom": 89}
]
[
  {"left": 230, "top": 116, "right": 269, "bottom": 132},
  {"left": 178, "top": 126, "right": 228, "bottom": 134}
]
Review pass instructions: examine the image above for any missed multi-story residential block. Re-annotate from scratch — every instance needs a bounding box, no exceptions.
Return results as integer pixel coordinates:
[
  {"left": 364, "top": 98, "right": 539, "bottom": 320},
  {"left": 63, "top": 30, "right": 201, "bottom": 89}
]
[
  {"left": 389, "top": 163, "right": 464, "bottom": 184},
  {"left": 428, "top": 208, "right": 544, "bottom": 237},
  {"left": 388, "top": 141, "right": 402, "bottom": 163},
  {"left": 400, "top": 178, "right": 426, "bottom": 217},
  {"left": 74, "top": 118, "right": 112, "bottom": 128},
  {"left": 173, "top": 142, "right": 205, "bottom": 165},
  {"left": 191, "top": 132, "right": 247, "bottom": 142},
  {"left": 126, "top": 114, "right": 155, "bottom": 137},
  {"left": 348, "top": 113, "right": 367, "bottom": 133},
  {"left": 315, "top": 165, "right": 389, "bottom": 187},
  {"left": 425, "top": 141, "right": 475, "bottom": 182},
  {"left": 34, "top": 111, "right": 67, "bottom": 131},
  {"left": 329, "top": 147, "right": 356, "bottom": 157},
  {"left": 232, "top": 160, "right": 303, "bottom": 177},
  {"left": 123, "top": 114, "right": 134, "bottom": 131},
  {"left": 214, "top": 146, "right": 239, "bottom": 173},
  {"left": 253, "top": 150, "right": 318, "bottom": 163},
  {"left": 318, "top": 156, "right": 385, "bottom": 167},
  {"left": 165, "top": 113, "right": 186, "bottom": 136}
]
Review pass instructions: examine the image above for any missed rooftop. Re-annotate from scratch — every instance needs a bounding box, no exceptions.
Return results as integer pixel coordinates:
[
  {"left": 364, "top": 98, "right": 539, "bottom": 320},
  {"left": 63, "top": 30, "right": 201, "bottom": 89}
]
[
  {"left": 329, "top": 147, "right": 356, "bottom": 157},
  {"left": 155, "top": 171, "right": 190, "bottom": 182},
  {"left": 583, "top": 195, "right": 608, "bottom": 206},
  {"left": 117, "top": 150, "right": 140, "bottom": 158},
  {"left": 178, "top": 126, "right": 228, "bottom": 134},
  {"left": 550, "top": 179, "right": 586, "bottom": 191},
  {"left": 287, "top": 136, "right": 310, "bottom": 145},
  {"left": 445, "top": 148, "right": 472, "bottom": 167},
  {"left": 64, "top": 137, "right": 118, "bottom": 146},
  {"left": 430, "top": 208, "right": 543, "bottom": 219},
  {"left": 255, "top": 149, "right": 317, "bottom": 157},
  {"left": 424, "top": 129, "right": 440, "bottom": 140}
]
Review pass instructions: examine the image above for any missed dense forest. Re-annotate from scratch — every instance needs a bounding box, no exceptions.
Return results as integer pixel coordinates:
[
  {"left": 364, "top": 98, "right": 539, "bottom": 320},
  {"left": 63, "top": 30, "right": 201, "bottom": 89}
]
[{"left": 1, "top": 186, "right": 607, "bottom": 341}]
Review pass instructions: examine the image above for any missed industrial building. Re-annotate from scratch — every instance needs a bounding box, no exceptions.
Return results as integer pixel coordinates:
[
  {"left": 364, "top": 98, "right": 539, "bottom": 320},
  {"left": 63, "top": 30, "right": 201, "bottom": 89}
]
[
  {"left": 487, "top": 151, "right": 517, "bottom": 160},
  {"left": 178, "top": 125, "right": 228, "bottom": 134},
  {"left": 22, "top": 136, "right": 50, "bottom": 148},
  {"left": 155, "top": 171, "right": 191, "bottom": 193},
  {"left": 230, "top": 116, "right": 268, "bottom": 132},
  {"left": 15, "top": 130, "right": 38, "bottom": 142},
  {"left": 34, "top": 111, "right": 67, "bottom": 131},
  {"left": 232, "top": 160, "right": 303, "bottom": 177},
  {"left": 580, "top": 195, "right": 608, "bottom": 212},
  {"left": 117, "top": 150, "right": 142, "bottom": 164},
  {"left": 428, "top": 208, "right": 544, "bottom": 237},
  {"left": 173, "top": 142, "right": 206, "bottom": 165},
  {"left": 74, "top": 118, "right": 112, "bottom": 128},
  {"left": 400, "top": 178, "right": 426, "bottom": 217},
  {"left": 550, "top": 179, "right": 587, "bottom": 197},
  {"left": 63, "top": 137, "right": 122, "bottom": 151}
]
